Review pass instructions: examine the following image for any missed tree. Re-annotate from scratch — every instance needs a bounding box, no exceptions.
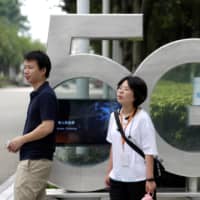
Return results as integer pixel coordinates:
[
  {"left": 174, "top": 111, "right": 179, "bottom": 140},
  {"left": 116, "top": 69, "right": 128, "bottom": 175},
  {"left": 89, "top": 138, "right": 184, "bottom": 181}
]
[
  {"left": 0, "top": 0, "right": 28, "bottom": 31},
  {"left": 0, "top": 18, "right": 22, "bottom": 74},
  {"left": 0, "top": 0, "right": 45, "bottom": 81},
  {"left": 143, "top": 0, "right": 200, "bottom": 56},
  {"left": 19, "top": 36, "right": 46, "bottom": 56}
]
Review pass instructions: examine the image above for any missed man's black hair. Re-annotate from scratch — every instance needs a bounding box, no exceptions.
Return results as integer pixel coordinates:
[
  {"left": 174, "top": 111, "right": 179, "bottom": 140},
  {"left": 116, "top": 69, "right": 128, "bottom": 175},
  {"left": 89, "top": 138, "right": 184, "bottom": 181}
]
[{"left": 24, "top": 50, "right": 51, "bottom": 78}]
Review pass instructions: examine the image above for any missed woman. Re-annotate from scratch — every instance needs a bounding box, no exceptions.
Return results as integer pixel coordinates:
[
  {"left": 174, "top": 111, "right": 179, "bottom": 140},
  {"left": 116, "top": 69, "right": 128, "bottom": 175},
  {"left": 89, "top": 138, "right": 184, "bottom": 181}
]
[{"left": 105, "top": 76, "right": 157, "bottom": 200}]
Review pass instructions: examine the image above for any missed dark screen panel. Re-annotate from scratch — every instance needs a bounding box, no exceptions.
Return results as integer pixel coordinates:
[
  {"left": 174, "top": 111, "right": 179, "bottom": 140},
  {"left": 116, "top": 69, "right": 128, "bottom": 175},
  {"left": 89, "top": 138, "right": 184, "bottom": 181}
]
[{"left": 56, "top": 99, "right": 120, "bottom": 145}]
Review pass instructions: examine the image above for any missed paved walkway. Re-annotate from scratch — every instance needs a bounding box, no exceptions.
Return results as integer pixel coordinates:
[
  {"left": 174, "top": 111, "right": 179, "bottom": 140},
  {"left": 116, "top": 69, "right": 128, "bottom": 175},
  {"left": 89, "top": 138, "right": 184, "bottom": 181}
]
[{"left": 0, "top": 175, "right": 14, "bottom": 200}]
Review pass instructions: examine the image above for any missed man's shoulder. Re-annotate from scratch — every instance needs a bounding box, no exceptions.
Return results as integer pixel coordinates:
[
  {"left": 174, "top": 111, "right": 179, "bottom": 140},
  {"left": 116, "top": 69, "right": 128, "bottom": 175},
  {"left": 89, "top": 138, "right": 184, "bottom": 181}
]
[
  {"left": 40, "top": 85, "right": 56, "bottom": 97},
  {"left": 39, "top": 92, "right": 57, "bottom": 103}
]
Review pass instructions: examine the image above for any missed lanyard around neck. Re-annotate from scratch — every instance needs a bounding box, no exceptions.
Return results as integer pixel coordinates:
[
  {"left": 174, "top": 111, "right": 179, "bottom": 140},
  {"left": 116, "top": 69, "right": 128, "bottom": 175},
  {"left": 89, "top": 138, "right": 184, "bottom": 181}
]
[{"left": 119, "top": 109, "right": 137, "bottom": 145}]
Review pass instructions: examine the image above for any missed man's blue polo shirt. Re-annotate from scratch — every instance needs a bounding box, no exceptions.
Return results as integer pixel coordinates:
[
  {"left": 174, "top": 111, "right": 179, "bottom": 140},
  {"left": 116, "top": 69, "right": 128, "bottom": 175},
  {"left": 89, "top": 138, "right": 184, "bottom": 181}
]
[{"left": 20, "top": 81, "right": 58, "bottom": 161}]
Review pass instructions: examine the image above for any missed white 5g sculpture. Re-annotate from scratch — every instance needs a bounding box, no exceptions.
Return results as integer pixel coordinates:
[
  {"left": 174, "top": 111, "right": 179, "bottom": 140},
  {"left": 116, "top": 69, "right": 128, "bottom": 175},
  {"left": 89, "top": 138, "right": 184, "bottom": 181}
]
[
  {"left": 0, "top": 14, "right": 200, "bottom": 192},
  {"left": 47, "top": 14, "right": 200, "bottom": 191}
]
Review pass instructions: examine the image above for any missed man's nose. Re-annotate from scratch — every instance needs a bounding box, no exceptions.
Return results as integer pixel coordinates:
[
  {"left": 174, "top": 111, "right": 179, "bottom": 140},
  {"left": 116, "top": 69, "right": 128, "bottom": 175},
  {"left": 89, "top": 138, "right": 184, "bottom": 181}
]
[{"left": 24, "top": 68, "right": 29, "bottom": 73}]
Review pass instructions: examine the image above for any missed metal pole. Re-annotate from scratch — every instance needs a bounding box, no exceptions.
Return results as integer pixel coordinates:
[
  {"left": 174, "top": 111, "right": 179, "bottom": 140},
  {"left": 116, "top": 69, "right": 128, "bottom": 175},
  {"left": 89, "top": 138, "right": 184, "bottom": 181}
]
[
  {"left": 76, "top": 0, "right": 90, "bottom": 155},
  {"left": 76, "top": 0, "right": 90, "bottom": 99},
  {"left": 112, "top": 40, "right": 122, "bottom": 64},
  {"left": 187, "top": 177, "right": 198, "bottom": 192},
  {"left": 102, "top": 0, "right": 110, "bottom": 58},
  {"left": 186, "top": 177, "right": 199, "bottom": 200},
  {"left": 102, "top": 0, "right": 110, "bottom": 99}
]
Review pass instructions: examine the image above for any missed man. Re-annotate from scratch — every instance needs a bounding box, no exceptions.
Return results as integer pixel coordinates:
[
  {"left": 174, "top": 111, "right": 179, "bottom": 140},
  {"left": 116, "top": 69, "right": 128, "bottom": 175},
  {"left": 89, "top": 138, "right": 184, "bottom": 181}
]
[{"left": 7, "top": 50, "right": 58, "bottom": 200}]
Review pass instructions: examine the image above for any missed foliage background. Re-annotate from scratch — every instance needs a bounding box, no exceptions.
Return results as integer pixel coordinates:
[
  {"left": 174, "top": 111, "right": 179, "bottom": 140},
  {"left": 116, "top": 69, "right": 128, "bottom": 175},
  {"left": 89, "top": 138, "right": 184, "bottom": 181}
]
[{"left": 0, "top": 0, "right": 45, "bottom": 85}]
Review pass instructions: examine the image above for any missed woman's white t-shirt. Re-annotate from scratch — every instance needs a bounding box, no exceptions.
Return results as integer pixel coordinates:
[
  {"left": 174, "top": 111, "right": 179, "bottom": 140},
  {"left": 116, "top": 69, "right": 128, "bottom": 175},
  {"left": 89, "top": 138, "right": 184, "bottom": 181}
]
[{"left": 106, "top": 109, "right": 158, "bottom": 182}]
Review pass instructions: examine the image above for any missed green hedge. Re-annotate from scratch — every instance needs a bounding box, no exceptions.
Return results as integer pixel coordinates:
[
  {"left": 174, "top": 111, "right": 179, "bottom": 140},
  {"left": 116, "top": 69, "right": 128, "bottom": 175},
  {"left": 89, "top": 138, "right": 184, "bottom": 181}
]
[{"left": 150, "top": 80, "right": 200, "bottom": 151}]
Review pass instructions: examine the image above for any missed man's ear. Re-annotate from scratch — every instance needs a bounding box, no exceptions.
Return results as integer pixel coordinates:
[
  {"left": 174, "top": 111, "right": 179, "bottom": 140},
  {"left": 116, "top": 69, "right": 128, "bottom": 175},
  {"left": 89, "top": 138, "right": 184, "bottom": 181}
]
[{"left": 41, "top": 67, "right": 47, "bottom": 76}]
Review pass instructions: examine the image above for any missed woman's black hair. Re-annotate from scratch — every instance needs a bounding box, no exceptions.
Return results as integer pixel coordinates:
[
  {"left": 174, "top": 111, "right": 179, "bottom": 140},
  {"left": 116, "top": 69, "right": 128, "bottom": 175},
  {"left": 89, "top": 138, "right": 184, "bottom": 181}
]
[{"left": 117, "top": 76, "right": 148, "bottom": 107}]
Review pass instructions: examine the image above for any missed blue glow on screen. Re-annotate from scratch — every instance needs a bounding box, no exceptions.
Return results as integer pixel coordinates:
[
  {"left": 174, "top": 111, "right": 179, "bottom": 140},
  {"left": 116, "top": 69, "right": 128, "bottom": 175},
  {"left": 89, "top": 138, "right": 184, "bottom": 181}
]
[{"left": 56, "top": 99, "right": 120, "bottom": 145}]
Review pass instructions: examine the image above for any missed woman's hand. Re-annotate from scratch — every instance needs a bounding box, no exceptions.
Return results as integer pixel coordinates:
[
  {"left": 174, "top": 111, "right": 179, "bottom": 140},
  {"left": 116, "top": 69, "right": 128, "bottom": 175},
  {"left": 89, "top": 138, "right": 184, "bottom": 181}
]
[
  {"left": 145, "top": 155, "right": 156, "bottom": 193},
  {"left": 145, "top": 180, "right": 156, "bottom": 194},
  {"left": 105, "top": 147, "right": 113, "bottom": 187},
  {"left": 105, "top": 174, "right": 111, "bottom": 187}
]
